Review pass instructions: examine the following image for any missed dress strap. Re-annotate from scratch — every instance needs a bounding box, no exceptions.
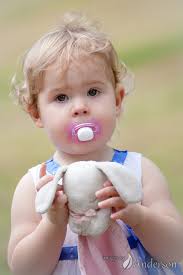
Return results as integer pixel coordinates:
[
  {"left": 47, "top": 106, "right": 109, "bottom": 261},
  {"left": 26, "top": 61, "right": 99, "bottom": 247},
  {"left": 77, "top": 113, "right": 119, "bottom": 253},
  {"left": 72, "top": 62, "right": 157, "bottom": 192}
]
[
  {"left": 59, "top": 246, "right": 78, "bottom": 261},
  {"left": 112, "top": 149, "right": 128, "bottom": 164},
  {"left": 45, "top": 158, "right": 60, "bottom": 175}
]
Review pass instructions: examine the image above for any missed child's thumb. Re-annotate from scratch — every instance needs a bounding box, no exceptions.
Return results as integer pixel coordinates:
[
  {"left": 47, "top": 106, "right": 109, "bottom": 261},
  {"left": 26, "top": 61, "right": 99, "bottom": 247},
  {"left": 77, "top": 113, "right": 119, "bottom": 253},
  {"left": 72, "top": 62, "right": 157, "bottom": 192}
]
[{"left": 57, "top": 191, "right": 68, "bottom": 206}]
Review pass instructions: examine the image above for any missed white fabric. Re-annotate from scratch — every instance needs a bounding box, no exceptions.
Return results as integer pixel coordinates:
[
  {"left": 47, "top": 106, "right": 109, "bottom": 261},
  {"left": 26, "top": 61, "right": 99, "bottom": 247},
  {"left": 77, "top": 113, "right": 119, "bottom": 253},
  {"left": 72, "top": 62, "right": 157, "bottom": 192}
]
[
  {"left": 124, "top": 152, "right": 142, "bottom": 184},
  {"left": 29, "top": 163, "right": 42, "bottom": 187},
  {"left": 28, "top": 151, "right": 142, "bottom": 275}
]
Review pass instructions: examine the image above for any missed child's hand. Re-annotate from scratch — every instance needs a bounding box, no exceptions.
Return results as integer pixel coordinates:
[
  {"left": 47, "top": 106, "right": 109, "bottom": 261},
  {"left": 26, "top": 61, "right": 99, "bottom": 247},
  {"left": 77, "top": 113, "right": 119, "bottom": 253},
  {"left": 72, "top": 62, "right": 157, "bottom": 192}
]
[
  {"left": 36, "top": 163, "right": 69, "bottom": 226},
  {"left": 95, "top": 181, "right": 144, "bottom": 229}
]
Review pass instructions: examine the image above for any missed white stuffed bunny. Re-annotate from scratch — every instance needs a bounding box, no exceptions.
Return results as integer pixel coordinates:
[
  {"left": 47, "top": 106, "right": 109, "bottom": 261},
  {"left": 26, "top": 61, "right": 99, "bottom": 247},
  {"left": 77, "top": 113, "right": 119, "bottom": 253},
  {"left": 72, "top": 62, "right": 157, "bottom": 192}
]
[{"left": 35, "top": 161, "right": 142, "bottom": 236}]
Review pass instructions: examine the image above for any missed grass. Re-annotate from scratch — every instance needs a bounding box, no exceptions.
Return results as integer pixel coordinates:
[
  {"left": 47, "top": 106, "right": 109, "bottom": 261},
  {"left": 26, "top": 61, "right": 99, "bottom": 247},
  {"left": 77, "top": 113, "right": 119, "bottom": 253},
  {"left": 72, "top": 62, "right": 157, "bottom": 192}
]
[
  {"left": 120, "top": 34, "right": 183, "bottom": 68},
  {"left": 111, "top": 80, "right": 183, "bottom": 209},
  {"left": 0, "top": 0, "right": 49, "bottom": 25}
]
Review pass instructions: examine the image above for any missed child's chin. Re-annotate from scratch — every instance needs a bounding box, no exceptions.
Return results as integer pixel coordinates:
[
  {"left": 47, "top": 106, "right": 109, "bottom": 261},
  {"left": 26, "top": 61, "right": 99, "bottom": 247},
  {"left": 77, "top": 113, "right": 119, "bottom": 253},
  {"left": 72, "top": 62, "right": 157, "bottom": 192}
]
[{"left": 68, "top": 141, "right": 100, "bottom": 155}]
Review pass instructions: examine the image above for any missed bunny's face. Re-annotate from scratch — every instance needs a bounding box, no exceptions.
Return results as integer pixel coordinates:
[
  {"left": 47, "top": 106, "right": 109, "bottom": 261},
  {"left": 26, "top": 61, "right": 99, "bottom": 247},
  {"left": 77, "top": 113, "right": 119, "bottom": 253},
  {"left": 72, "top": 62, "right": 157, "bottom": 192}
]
[
  {"left": 63, "top": 161, "right": 112, "bottom": 235},
  {"left": 64, "top": 161, "right": 106, "bottom": 212}
]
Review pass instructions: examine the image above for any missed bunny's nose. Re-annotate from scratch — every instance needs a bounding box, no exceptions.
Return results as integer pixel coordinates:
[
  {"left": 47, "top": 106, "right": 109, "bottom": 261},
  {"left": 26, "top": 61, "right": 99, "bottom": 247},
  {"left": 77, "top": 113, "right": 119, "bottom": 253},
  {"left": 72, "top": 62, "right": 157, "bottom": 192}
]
[{"left": 84, "top": 208, "right": 97, "bottom": 217}]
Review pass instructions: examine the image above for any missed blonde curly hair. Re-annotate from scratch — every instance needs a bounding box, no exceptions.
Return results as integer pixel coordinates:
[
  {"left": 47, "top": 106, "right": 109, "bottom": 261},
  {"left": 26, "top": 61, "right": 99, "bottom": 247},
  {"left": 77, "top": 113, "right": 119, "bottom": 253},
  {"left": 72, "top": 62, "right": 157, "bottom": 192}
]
[{"left": 11, "top": 12, "right": 134, "bottom": 112}]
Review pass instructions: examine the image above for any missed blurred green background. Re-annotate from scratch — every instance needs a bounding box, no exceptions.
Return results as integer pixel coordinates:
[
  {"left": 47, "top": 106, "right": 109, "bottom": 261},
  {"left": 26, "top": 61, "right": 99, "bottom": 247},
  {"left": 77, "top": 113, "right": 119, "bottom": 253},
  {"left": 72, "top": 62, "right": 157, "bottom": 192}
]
[{"left": 1, "top": 0, "right": 183, "bottom": 274}]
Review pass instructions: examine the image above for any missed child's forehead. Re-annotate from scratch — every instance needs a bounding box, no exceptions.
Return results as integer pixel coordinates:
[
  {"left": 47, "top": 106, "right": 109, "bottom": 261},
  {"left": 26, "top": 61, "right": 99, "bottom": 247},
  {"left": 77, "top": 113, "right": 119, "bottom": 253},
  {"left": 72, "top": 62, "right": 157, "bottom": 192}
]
[{"left": 44, "top": 54, "right": 113, "bottom": 86}]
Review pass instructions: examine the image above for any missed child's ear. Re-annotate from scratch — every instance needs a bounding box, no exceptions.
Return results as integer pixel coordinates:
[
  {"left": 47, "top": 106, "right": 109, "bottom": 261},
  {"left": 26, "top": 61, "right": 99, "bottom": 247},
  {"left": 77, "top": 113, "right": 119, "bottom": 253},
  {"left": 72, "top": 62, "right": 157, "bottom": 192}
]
[
  {"left": 115, "top": 85, "right": 125, "bottom": 116},
  {"left": 28, "top": 105, "right": 43, "bottom": 128}
]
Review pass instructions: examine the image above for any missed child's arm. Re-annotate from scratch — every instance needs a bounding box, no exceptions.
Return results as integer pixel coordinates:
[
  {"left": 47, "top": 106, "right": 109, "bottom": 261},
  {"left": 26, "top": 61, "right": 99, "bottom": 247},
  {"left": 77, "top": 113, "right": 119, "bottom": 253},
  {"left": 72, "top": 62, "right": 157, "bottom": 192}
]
[
  {"left": 96, "top": 157, "right": 183, "bottom": 263},
  {"left": 132, "top": 156, "right": 183, "bottom": 263},
  {"left": 8, "top": 171, "right": 68, "bottom": 275}
]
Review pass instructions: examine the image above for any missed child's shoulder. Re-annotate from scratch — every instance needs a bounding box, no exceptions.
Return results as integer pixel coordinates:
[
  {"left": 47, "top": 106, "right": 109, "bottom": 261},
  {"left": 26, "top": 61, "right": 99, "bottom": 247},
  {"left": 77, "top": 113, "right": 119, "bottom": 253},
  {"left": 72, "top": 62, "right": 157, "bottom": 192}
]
[
  {"left": 11, "top": 162, "right": 44, "bottom": 228},
  {"left": 141, "top": 155, "right": 169, "bottom": 193},
  {"left": 141, "top": 155, "right": 171, "bottom": 202},
  {"left": 13, "top": 171, "right": 35, "bottom": 196},
  {"left": 11, "top": 171, "right": 40, "bottom": 221},
  {"left": 12, "top": 162, "right": 42, "bottom": 201},
  {"left": 10, "top": 167, "right": 42, "bottom": 231}
]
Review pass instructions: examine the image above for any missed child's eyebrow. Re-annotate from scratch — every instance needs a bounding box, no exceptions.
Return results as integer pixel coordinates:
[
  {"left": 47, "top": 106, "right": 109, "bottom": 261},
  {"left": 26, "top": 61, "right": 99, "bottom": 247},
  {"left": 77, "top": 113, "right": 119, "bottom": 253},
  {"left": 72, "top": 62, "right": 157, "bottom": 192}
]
[
  {"left": 83, "top": 80, "right": 105, "bottom": 86},
  {"left": 46, "top": 86, "right": 69, "bottom": 94},
  {"left": 46, "top": 80, "right": 105, "bottom": 94}
]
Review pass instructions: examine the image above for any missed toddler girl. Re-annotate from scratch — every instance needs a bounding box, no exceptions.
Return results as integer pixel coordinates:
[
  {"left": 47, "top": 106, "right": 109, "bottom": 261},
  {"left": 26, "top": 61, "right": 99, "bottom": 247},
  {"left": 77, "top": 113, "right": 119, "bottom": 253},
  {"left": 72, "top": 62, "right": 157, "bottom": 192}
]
[{"left": 8, "top": 12, "right": 183, "bottom": 275}]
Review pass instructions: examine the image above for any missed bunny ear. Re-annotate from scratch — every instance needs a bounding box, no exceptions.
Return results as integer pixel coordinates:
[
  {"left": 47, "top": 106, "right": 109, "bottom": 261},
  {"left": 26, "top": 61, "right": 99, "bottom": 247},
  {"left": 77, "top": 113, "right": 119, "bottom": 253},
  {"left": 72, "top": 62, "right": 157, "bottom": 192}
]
[
  {"left": 95, "top": 162, "right": 142, "bottom": 203},
  {"left": 35, "top": 166, "right": 68, "bottom": 214}
]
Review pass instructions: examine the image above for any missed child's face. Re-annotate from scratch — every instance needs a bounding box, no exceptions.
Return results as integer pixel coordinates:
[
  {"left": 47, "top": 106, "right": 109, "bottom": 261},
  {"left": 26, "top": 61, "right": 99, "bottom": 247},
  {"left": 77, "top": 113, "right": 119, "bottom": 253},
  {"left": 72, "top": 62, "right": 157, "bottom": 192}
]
[{"left": 34, "top": 54, "right": 124, "bottom": 156}]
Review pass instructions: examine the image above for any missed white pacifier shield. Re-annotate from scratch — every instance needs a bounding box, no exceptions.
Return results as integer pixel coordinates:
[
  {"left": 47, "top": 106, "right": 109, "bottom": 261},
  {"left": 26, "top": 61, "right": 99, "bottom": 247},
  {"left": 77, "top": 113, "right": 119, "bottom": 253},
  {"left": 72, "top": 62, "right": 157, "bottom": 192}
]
[{"left": 77, "top": 127, "right": 94, "bottom": 141}]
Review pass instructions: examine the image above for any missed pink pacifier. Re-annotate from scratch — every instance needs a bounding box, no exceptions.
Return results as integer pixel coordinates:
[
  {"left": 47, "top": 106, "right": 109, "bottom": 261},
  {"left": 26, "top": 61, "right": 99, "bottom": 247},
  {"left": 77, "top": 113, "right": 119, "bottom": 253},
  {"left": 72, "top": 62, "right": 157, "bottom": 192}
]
[{"left": 68, "top": 120, "right": 101, "bottom": 142}]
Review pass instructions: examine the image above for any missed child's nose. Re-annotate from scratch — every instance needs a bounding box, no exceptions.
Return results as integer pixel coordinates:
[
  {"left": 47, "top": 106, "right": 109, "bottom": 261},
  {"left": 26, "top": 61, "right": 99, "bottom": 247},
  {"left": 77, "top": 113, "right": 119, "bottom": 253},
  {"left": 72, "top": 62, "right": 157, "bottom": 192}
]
[{"left": 71, "top": 100, "right": 90, "bottom": 117}]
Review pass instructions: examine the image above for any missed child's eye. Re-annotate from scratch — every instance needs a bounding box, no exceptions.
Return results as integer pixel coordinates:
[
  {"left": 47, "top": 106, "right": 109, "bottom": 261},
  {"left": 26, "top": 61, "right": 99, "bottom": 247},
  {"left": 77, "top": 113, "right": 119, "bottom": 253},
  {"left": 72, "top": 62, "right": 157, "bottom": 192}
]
[
  {"left": 87, "top": 88, "right": 101, "bottom": 97},
  {"left": 55, "top": 94, "right": 69, "bottom": 102}
]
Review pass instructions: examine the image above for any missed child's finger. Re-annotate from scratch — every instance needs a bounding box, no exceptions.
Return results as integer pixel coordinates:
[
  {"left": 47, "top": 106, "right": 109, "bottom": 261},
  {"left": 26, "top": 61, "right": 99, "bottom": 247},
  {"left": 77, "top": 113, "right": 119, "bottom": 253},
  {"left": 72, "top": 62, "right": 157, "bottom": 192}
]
[
  {"left": 98, "top": 196, "right": 127, "bottom": 209},
  {"left": 53, "top": 191, "right": 68, "bottom": 208},
  {"left": 103, "top": 180, "right": 112, "bottom": 187},
  {"left": 58, "top": 191, "right": 68, "bottom": 205},
  {"left": 110, "top": 209, "right": 125, "bottom": 220},
  {"left": 39, "top": 163, "right": 47, "bottom": 178},
  {"left": 56, "top": 185, "right": 64, "bottom": 191},
  {"left": 95, "top": 186, "right": 118, "bottom": 199}
]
